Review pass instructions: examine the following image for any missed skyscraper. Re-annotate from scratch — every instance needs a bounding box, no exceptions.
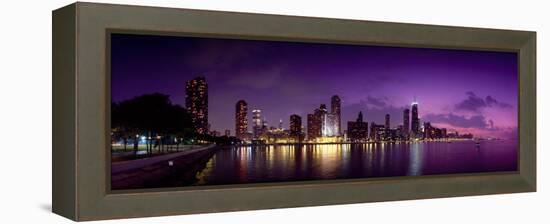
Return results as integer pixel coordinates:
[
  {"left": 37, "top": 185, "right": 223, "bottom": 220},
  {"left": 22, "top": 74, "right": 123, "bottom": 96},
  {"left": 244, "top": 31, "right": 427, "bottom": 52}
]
[
  {"left": 319, "top": 104, "right": 329, "bottom": 137},
  {"left": 307, "top": 114, "right": 316, "bottom": 140},
  {"left": 403, "top": 108, "right": 410, "bottom": 137},
  {"left": 423, "top": 122, "right": 432, "bottom": 139},
  {"left": 370, "top": 122, "right": 385, "bottom": 141},
  {"left": 385, "top": 114, "right": 390, "bottom": 129},
  {"left": 290, "top": 114, "right": 302, "bottom": 136},
  {"left": 323, "top": 114, "right": 338, "bottom": 137},
  {"left": 319, "top": 104, "right": 328, "bottom": 114},
  {"left": 252, "top": 109, "right": 262, "bottom": 139},
  {"left": 235, "top": 100, "right": 248, "bottom": 140},
  {"left": 185, "top": 76, "right": 208, "bottom": 134},
  {"left": 320, "top": 101, "right": 340, "bottom": 137},
  {"left": 331, "top": 95, "right": 342, "bottom": 135},
  {"left": 307, "top": 109, "right": 322, "bottom": 140},
  {"left": 411, "top": 101, "right": 420, "bottom": 138},
  {"left": 347, "top": 111, "right": 368, "bottom": 142}
]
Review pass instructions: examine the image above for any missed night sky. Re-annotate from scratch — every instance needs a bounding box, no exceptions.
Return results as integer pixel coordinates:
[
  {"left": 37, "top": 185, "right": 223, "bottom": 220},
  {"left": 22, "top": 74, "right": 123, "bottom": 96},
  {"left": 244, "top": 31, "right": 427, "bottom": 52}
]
[{"left": 111, "top": 33, "right": 518, "bottom": 139}]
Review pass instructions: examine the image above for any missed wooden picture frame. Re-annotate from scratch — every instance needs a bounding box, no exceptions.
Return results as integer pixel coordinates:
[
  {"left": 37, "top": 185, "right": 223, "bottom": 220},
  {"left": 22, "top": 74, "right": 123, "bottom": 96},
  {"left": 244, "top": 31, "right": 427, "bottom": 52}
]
[{"left": 53, "top": 2, "right": 536, "bottom": 221}]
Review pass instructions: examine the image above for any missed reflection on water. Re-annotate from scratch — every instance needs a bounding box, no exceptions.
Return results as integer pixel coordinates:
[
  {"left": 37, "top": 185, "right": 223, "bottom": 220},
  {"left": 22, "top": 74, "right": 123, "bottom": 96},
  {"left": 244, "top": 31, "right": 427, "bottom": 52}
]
[{"left": 192, "top": 140, "right": 517, "bottom": 186}]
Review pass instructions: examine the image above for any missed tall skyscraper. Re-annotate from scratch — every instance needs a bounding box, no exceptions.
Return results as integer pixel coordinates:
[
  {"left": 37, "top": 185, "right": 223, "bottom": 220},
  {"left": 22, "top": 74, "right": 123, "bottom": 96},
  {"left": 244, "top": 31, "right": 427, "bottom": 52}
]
[
  {"left": 307, "top": 109, "right": 322, "bottom": 140},
  {"left": 320, "top": 101, "right": 340, "bottom": 137},
  {"left": 235, "top": 100, "right": 248, "bottom": 139},
  {"left": 403, "top": 108, "right": 410, "bottom": 137},
  {"left": 185, "top": 76, "right": 208, "bottom": 134},
  {"left": 307, "top": 114, "right": 316, "bottom": 140},
  {"left": 319, "top": 104, "right": 329, "bottom": 137},
  {"left": 323, "top": 114, "right": 338, "bottom": 137},
  {"left": 319, "top": 104, "right": 328, "bottom": 114},
  {"left": 290, "top": 114, "right": 302, "bottom": 136},
  {"left": 385, "top": 114, "right": 390, "bottom": 129},
  {"left": 331, "top": 95, "right": 342, "bottom": 135},
  {"left": 252, "top": 109, "right": 262, "bottom": 139},
  {"left": 411, "top": 101, "right": 420, "bottom": 138}
]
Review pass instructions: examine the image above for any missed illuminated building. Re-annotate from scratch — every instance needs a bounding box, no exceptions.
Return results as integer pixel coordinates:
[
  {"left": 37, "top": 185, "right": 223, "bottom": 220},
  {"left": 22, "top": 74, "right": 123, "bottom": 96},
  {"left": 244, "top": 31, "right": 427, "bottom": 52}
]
[
  {"left": 347, "top": 111, "right": 368, "bottom": 142},
  {"left": 411, "top": 100, "right": 420, "bottom": 138},
  {"left": 320, "top": 100, "right": 340, "bottom": 137},
  {"left": 322, "top": 113, "right": 338, "bottom": 137},
  {"left": 331, "top": 95, "right": 342, "bottom": 135},
  {"left": 262, "top": 118, "right": 268, "bottom": 132},
  {"left": 306, "top": 96, "right": 342, "bottom": 142},
  {"left": 319, "top": 104, "right": 328, "bottom": 116},
  {"left": 235, "top": 100, "right": 248, "bottom": 140},
  {"left": 403, "top": 108, "right": 410, "bottom": 138},
  {"left": 307, "top": 111, "right": 322, "bottom": 140},
  {"left": 290, "top": 114, "right": 302, "bottom": 135},
  {"left": 185, "top": 76, "right": 208, "bottom": 134},
  {"left": 290, "top": 114, "right": 303, "bottom": 142},
  {"left": 423, "top": 122, "right": 433, "bottom": 139},
  {"left": 252, "top": 109, "right": 262, "bottom": 139},
  {"left": 308, "top": 105, "right": 327, "bottom": 140},
  {"left": 369, "top": 122, "right": 385, "bottom": 141},
  {"left": 423, "top": 122, "right": 447, "bottom": 139},
  {"left": 396, "top": 125, "right": 404, "bottom": 140}
]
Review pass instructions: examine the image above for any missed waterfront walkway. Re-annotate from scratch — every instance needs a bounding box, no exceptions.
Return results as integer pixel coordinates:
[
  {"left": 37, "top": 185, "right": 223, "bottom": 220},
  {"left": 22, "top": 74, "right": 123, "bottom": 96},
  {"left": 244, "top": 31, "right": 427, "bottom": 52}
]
[{"left": 111, "top": 144, "right": 217, "bottom": 190}]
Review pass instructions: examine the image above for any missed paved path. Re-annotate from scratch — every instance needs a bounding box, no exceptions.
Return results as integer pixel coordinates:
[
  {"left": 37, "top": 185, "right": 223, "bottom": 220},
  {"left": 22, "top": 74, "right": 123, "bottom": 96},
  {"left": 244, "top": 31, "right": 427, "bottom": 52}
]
[{"left": 111, "top": 144, "right": 216, "bottom": 175}]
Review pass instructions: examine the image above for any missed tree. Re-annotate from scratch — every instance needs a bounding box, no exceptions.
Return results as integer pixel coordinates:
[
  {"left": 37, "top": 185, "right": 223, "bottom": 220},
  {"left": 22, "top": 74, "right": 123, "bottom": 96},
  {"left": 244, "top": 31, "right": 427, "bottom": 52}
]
[{"left": 111, "top": 93, "right": 196, "bottom": 156}]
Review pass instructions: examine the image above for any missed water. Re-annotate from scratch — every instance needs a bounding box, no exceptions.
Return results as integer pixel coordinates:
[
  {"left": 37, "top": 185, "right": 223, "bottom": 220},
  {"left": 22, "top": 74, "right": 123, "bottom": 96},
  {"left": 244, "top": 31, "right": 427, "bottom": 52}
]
[{"left": 192, "top": 140, "right": 517, "bottom": 186}]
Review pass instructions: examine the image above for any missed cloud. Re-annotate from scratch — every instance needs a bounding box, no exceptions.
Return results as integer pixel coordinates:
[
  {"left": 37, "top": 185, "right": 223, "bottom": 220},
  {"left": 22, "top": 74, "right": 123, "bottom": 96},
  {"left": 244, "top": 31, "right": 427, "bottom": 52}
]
[
  {"left": 485, "top": 95, "right": 498, "bottom": 106},
  {"left": 455, "top": 91, "right": 513, "bottom": 112},
  {"left": 365, "top": 96, "right": 387, "bottom": 108},
  {"left": 422, "top": 113, "right": 490, "bottom": 129},
  {"left": 455, "top": 91, "right": 487, "bottom": 112},
  {"left": 485, "top": 95, "right": 513, "bottom": 108}
]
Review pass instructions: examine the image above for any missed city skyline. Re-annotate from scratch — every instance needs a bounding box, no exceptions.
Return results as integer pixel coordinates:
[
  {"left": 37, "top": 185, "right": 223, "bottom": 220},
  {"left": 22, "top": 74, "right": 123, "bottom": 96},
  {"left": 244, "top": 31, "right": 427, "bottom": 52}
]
[{"left": 111, "top": 34, "right": 518, "bottom": 139}]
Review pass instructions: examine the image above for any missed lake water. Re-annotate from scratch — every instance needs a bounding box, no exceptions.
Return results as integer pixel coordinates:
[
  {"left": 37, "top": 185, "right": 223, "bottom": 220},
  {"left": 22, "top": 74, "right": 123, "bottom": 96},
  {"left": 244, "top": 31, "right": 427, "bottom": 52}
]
[{"left": 192, "top": 140, "right": 517, "bottom": 186}]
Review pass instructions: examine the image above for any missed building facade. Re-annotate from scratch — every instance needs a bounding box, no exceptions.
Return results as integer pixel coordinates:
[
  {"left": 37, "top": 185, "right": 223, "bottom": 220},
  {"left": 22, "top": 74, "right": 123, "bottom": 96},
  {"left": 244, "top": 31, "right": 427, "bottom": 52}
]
[
  {"left": 252, "top": 109, "right": 262, "bottom": 139},
  {"left": 347, "top": 111, "right": 368, "bottom": 142},
  {"left": 403, "top": 108, "right": 410, "bottom": 138},
  {"left": 411, "top": 101, "right": 420, "bottom": 138},
  {"left": 235, "top": 100, "right": 248, "bottom": 140},
  {"left": 290, "top": 114, "right": 303, "bottom": 142},
  {"left": 331, "top": 95, "right": 342, "bottom": 135},
  {"left": 369, "top": 122, "right": 386, "bottom": 141},
  {"left": 185, "top": 76, "right": 208, "bottom": 134},
  {"left": 385, "top": 114, "right": 390, "bottom": 129}
]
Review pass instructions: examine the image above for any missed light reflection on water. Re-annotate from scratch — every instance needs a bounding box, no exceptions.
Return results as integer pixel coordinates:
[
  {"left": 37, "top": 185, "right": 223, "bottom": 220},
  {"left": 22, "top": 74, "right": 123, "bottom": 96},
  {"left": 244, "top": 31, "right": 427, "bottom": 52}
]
[{"left": 193, "top": 140, "right": 517, "bottom": 186}]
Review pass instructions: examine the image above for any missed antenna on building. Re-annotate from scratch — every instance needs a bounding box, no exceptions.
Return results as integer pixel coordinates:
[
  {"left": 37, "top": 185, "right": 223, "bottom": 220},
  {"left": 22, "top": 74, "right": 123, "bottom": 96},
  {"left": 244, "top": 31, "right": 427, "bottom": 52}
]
[{"left": 412, "top": 95, "right": 418, "bottom": 105}]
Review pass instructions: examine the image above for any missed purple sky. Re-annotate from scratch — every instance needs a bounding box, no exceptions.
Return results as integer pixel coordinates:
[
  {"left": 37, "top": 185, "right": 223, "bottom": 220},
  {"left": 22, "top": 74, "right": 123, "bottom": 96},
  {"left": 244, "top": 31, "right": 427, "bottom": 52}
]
[{"left": 111, "top": 33, "right": 518, "bottom": 139}]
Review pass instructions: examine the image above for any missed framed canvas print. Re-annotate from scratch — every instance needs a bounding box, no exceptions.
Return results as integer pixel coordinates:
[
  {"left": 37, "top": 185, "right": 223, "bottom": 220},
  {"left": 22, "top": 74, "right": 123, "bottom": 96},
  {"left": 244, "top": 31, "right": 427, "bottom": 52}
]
[{"left": 52, "top": 2, "right": 536, "bottom": 221}]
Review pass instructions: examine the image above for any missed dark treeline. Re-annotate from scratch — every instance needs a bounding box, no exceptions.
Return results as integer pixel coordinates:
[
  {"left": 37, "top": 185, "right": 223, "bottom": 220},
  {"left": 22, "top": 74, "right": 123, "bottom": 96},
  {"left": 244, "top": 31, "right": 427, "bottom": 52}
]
[{"left": 112, "top": 93, "right": 239, "bottom": 156}]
